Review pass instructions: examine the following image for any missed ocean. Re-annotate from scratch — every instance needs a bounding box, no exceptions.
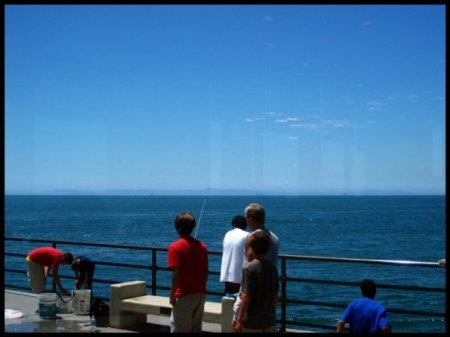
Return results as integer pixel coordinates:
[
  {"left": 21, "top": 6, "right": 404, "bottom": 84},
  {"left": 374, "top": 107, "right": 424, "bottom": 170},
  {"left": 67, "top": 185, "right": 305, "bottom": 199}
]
[{"left": 4, "top": 195, "right": 446, "bottom": 332}]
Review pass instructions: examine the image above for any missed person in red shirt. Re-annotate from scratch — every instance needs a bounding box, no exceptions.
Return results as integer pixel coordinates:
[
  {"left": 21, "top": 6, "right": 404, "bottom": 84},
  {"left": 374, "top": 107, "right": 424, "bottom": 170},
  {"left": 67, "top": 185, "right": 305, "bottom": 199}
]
[
  {"left": 167, "top": 212, "right": 209, "bottom": 332},
  {"left": 26, "top": 246, "right": 73, "bottom": 295}
]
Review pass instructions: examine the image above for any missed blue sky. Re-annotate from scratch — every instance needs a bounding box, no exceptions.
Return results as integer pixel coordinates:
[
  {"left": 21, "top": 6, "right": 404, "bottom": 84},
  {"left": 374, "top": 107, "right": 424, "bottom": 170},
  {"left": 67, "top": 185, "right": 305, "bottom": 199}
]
[{"left": 5, "top": 5, "right": 446, "bottom": 195}]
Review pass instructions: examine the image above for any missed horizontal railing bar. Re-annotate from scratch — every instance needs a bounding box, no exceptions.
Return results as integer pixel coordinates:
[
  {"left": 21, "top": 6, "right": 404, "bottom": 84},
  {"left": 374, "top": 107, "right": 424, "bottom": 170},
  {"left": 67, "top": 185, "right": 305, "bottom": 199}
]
[
  {"left": 94, "top": 261, "right": 152, "bottom": 269},
  {"left": 5, "top": 268, "right": 27, "bottom": 275},
  {"left": 5, "top": 237, "right": 167, "bottom": 252},
  {"left": 6, "top": 237, "right": 444, "bottom": 268},
  {"left": 5, "top": 253, "right": 157, "bottom": 271},
  {"left": 93, "top": 261, "right": 219, "bottom": 276},
  {"left": 8, "top": 258, "right": 443, "bottom": 294},
  {"left": 5, "top": 285, "right": 30, "bottom": 292},
  {"left": 285, "top": 277, "right": 445, "bottom": 293},
  {"left": 287, "top": 299, "right": 347, "bottom": 309},
  {"left": 280, "top": 254, "right": 442, "bottom": 268},
  {"left": 6, "top": 253, "right": 207, "bottom": 275},
  {"left": 5, "top": 271, "right": 224, "bottom": 299},
  {"left": 288, "top": 299, "right": 445, "bottom": 318},
  {"left": 5, "top": 253, "right": 26, "bottom": 258},
  {"left": 386, "top": 307, "right": 446, "bottom": 317},
  {"left": 282, "top": 319, "right": 336, "bottom": 331}
]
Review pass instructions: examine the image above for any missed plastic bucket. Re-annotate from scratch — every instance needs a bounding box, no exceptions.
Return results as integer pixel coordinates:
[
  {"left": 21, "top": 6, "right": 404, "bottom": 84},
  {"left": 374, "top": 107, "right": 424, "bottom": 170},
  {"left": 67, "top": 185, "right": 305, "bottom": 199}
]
[
  {"left": 72, "top": 289, "right": 91, "bottom": 315},
  {"left": 57, "top": 293, "right": 73, "bottom": 313},
  {"left": 38, "top": 292, "right": 57, "bottom": 319}
]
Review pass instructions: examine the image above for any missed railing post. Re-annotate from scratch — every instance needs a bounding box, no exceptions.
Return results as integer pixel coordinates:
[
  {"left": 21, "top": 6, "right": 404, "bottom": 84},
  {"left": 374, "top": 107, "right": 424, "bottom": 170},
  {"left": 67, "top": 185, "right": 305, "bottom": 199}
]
[
  {"left": 52, "top": 241, "right": 57, "bottom": 292},
  {"left": 280, "top": 256, "right": 287, "bottom": 333},
  {"left": 151, "top": 249, "right": 157, "bottom": 295}
]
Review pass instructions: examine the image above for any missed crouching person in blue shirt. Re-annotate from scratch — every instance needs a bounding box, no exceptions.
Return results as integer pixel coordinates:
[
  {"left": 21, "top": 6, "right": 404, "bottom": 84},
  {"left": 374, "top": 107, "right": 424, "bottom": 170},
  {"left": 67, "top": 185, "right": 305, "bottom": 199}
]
[{"left": 336, "top": 279, "right": 391, "bottom": 333}]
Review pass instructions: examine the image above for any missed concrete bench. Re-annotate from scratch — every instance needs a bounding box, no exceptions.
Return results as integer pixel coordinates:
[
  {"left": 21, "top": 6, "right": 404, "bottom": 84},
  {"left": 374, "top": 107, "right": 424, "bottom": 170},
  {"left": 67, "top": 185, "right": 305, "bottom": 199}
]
[{"left": 109, "top": 281, "right": 235, "bottom": 332}]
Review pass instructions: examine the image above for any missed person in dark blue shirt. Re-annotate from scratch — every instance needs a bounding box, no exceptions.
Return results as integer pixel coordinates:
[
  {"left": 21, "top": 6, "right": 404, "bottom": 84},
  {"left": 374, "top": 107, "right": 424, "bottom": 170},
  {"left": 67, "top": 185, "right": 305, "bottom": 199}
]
[
  {"left": 336, "top": 279, "right": 391, "bottom": 333},
  {"left": 71, "top": 256, "right": 95, "bottom": 290}
]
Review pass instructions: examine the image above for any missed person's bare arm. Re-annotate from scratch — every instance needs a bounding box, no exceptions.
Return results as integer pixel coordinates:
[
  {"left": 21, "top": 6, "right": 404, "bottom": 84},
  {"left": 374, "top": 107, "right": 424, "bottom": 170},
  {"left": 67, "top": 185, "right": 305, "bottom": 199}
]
[
  {"left": 169, "top": 268, "right": 180, "bottom": 305},
  {"left": 52, "top": 266, "right": 69, "bottom": 295},
  {"left": 233, "top": 292, "right": 251, "bottom": 332},
  {"left": 74, "top": 270, "right": 81, "bottom": 289},
  {"left": 205, "top": 258, "right": 209, "bottom": 289},
  {"left": 380, "top": 324, "right": 391, "bottom": 333},
  {"left": 336, "top": 319, "right": 346, "bottom": 333},
  {"left": 83, "top": 271, "right": 89, "bottom": 289}
]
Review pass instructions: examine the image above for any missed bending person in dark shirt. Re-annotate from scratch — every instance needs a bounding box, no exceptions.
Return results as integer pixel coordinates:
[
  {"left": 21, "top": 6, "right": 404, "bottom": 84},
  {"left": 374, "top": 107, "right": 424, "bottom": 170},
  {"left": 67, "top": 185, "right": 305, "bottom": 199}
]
[{"left": 71, "top": 256, "right": 95, "bottom": 290}]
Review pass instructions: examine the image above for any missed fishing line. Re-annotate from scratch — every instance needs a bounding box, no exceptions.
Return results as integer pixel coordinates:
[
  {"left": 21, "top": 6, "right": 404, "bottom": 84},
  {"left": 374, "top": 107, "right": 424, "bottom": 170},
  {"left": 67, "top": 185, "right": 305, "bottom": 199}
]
[{"left": 194, "top": 198, "right": 207, "bottom": 238}]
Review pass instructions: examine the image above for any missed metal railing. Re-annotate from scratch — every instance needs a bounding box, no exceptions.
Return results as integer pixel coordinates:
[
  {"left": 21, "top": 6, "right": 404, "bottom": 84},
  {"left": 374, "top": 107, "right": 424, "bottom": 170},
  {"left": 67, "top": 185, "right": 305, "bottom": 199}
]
[
  {"left": 277, "top": 254, "right": 445, "bottom": 331},
  {"left": 4, "top": 237, "right": 446, "bottom": 332}
]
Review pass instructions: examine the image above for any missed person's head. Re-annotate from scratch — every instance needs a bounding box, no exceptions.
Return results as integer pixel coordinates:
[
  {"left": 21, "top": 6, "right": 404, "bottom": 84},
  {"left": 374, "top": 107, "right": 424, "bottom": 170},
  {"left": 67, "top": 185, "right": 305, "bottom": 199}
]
[
  {"left": 174, "top": 212, "right": 196, "bottom": 236},
  {"left": 232, "top": 215, "right": 247, "bottom": 230},
  {"left": 245, "top": 229, "right": 271, "bottom": 261},
  {"left": 245, "top": 203, "right": 265, "bottom": 231},
  {"left": 61, "top": 252, "right": 73, "bottom": 265},
  {"left": 360, "top": 279, "right": 377, "bottom": 299}
]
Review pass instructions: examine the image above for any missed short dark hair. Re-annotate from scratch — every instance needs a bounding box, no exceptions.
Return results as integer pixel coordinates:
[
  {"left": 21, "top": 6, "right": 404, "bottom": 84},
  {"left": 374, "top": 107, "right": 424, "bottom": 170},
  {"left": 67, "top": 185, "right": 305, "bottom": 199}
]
[
  {"left": 248, "top": 230, "right": 271, "bottom": 255},
  {"left": 232, "top": 215, "right": 247, "bottom": 230},
  {"left": 360, "top": 279, "right": 377, "bottom": 299},
  {"left": 174, "top": 212, "right": 196, "bottom": 235},
  {"left": 62, "top": 252, "right": 73, "bottom": 264}
]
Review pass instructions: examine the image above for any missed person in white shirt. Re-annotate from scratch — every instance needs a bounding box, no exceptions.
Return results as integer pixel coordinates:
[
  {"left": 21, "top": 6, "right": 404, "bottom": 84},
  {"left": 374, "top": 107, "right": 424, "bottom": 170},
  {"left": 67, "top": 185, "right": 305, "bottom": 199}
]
[{"left": 220, "top": 215, "right": 248, "bottom": 295}]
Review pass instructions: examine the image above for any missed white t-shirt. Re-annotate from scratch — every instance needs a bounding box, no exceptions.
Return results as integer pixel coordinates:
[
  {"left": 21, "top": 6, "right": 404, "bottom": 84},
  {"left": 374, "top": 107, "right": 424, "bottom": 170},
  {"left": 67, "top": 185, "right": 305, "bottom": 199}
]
[{"left": 220, "top": 228, "right": 249, "bottom": 283}]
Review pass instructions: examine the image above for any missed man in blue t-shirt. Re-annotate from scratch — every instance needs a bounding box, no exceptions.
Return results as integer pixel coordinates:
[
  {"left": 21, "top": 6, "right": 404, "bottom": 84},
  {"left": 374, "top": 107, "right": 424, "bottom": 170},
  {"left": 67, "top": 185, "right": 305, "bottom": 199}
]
[{"left": 336, "top": 279, "right": 391, "bottom": 333}]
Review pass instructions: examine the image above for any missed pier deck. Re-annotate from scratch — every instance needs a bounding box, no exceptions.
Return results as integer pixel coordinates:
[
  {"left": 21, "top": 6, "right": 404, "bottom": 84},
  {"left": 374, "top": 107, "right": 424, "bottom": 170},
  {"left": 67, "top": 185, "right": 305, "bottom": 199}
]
[
  {"left": 5, "top": 289, "right": 309, "bottom": 333},
  {"left": 4, "top": 289, "right": 222, "bottom": 333}
]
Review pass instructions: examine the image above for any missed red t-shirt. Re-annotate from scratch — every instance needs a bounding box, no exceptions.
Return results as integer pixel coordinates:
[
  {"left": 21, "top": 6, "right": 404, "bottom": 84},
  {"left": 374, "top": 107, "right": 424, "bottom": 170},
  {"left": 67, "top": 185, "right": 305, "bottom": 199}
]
[
  {"left": 28, "top": 247, "right": 62, "bottom": 269},
  {"left": 167, "top": 236, "right": 208, "bottom": 298}
]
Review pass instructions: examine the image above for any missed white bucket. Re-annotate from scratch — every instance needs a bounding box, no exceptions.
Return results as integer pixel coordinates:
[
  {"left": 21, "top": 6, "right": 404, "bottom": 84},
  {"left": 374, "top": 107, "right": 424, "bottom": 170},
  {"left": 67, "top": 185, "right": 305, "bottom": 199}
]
[
  {"left": 38, "top": 292, "right": 57, "bottom": 319},
  {"left": 72, "top": 289, "right": 91, "bottom": 315},
  {"left": 57, "top": 293, "right": 73, "bottom": 313}
]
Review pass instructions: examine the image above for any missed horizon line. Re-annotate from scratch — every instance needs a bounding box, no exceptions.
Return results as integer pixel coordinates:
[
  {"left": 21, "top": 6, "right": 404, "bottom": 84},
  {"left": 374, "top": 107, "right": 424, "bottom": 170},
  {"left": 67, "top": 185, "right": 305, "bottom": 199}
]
[{"left": 5, "top": 193, "right": 445, "bottom": 197}]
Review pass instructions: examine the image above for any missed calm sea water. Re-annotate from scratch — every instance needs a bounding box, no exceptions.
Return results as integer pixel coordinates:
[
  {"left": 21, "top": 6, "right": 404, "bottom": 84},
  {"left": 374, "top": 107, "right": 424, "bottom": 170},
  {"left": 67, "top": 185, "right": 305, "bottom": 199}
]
[{"left": 4, "top": 195, "right": 446, "bottom": 332}]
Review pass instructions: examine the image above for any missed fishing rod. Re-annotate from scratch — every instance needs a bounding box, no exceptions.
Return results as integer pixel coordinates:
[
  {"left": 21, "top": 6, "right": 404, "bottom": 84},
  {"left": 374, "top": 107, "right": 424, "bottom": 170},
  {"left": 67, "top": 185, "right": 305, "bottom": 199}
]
[{"left": 194, "top": 198, "right": 207, "bottom": 238}]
